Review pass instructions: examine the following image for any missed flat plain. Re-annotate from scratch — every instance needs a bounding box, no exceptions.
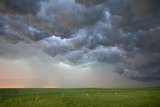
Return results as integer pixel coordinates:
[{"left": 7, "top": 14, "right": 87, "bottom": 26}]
[{"left": 0, "top": 88, "right": 160, "bottom": 107}]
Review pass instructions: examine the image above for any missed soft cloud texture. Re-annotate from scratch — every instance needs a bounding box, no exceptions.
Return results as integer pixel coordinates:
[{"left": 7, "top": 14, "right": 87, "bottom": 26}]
[{"left": 0, "top": 0, "right": 160, "bottom": 87}]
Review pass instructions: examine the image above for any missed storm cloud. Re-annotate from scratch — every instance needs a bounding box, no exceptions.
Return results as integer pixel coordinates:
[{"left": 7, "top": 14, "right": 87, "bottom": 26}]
[
  {"left": 0, "top": 0, "right": 160, "bottom": 84},
  {"left": 0, "top": 0, "right": 41, "bottom": 14}
]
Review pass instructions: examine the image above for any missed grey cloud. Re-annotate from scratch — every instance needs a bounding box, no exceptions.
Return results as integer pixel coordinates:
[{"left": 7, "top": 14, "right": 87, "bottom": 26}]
[
  {"left": 36, "top": 0, "right": 160, "bottom": 81},
  {"left": 0, "top": 24, "right": 22, "bottom": 43},
  {"left": 36, "top": 0, "right": 105, "bottom": 37},
  {"left": 0, "top": 15, "right": 50, "bottom": 43},
  {"left": 62, "top": 46, "right": 122, "bottom": 64},
  {"left": 87, "top": 46, "right": 122, "bottom": 63},
  {"left": 114, "top": 26, "right": 160, "bottom": 81},
  {"left": 115, "top": 67, "right": 142, "bottom": 80},
  {"left": 138, "top": 27, "right": 160, "bottom": 52},
  {"left": 37, "top": 32, "right": 122, "bottom": 64},
  {"left": 131, "top": 0, "right": 160, "bottom": 18},
  {"left": 38, "top": 36, "right": 73, "bottom": 57},
  {"left": 0, "top": 0, "right": 160, "bottom": 81},
  {"left": 0, "top": 0, "right": 41, "bottom": 14},
  {"left": 75, "top": 0, "right": 105, "bottom": 6},
  {"left": 0, "top": 40, "right": 41, "bottom": 59}
]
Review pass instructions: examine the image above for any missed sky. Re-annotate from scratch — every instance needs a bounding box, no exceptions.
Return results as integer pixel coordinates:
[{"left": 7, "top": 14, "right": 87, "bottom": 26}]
[{"left": 0, "top": 0, "right": 160, "bottom": 88}]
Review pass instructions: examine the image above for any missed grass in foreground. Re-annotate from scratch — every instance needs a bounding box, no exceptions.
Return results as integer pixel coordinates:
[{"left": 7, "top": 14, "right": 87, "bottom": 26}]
[{"left": 0, "top": 88, "right": 160, "bottom": 107}]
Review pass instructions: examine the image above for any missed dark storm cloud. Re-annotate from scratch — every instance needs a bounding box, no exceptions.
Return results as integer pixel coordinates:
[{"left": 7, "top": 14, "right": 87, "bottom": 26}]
[
  {"left": 0, "top": 0, "right": 160, "bottom": 81},
  {"left": 0, "top": 15, "right": 50, "bottom": 43},
  {"left": 131, "top": 0, "right": 160, "bottom": 18},
  {"left": 36, "top": 0, "right": 105, "bottom": 37},
  {"left": 75, "top": 0, "right": 105, "bottom": 6},
  {"left": 0, "top": 0, "right": 50, "bottom": 44},
  {"left": 39, "top": 0, "right": 160, "bottom": 81},
  {"left": 111, "top": 0, "right": 160, "bottom": 81},
  {"left": 0, "top": 0, "right": 41, "bottom": 14}
]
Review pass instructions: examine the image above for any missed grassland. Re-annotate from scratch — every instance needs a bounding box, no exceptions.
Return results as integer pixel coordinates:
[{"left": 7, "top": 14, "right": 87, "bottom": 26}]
[{"left": 0, "top": 88, "right": 160, "bottom": 107}]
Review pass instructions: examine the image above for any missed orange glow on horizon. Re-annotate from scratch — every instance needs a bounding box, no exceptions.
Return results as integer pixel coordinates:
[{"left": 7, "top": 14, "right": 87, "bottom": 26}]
[
  {"left": 0, "top": 84, "right": 62, "bottom": 88},
  {"left": 0, "top": 81, "right": 62, "bottom": 88}
]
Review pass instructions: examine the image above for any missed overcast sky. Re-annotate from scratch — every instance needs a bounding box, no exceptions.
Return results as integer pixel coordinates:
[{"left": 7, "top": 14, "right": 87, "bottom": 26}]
[{"left": 0, "top": 0, "right": 160, "bottom": 88}]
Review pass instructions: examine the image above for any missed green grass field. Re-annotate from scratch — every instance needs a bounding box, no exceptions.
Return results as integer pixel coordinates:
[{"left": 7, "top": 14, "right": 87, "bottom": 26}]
[{"left": 0, "top": 88, "right": 160, "bottom": 107}]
